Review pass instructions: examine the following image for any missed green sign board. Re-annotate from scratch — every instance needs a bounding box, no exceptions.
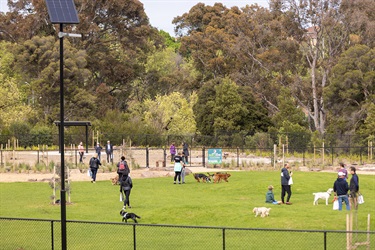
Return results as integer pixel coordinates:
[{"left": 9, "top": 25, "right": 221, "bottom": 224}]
[{"left": 208, "top": 148, "right": 222, "bottom": 164}]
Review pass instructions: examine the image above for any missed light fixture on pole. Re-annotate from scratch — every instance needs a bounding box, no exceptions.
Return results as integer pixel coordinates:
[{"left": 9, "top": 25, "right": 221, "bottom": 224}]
[{"left": 45, "top": 1, "right": 79, "bottom": 249}]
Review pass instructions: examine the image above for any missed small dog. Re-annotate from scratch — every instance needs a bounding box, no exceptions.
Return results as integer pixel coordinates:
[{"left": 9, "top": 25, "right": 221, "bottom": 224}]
[
  {"left": 110, "top": 176, "right": 119, "bottom": 185},
  {"left": 253, "top": 207, "right": 271, "bottom": 217},
  {"left": 120, "top": 210, "right": 141, "bottom": 223},
  {"left": 193, "top": 173, "right": 212, "bottom": 183},
  {"left": 313, "top": 188, "right": 334, "bottom": 205},
  {"left": 213, "top": 172, "right": 231, "bottom": 183}
]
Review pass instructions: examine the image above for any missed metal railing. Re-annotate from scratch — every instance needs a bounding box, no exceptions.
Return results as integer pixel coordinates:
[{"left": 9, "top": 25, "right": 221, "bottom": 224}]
[{"left": 1, "top": 217, "right": 373, "bottom": 250}]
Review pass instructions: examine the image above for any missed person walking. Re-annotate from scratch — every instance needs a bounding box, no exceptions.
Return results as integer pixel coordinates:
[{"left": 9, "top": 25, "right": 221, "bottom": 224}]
[
  {"left": 95, "top": 142, "right": 102, "bottom": 161},
  {"left": 117, "top": 156, "right": 130, "bottom": 182},
  {"left": 333, "top": 172, "right": 350, "bottom": 211},
  {"left": 120, "top": 174, "right": 133, "bottom": 210},
  {"left": 78, "top": 142, "right": 84, "bottom": 163},
  {"left": 173, "top": 152, "right": 185, "bottom": 184},
  {"left": 280, "top": 163, "right": 293, "bottom": 205},
  {"left": 182, "top": 142, "right": 189, "bottom": 164},
  {"left": 170, "top": 142, "right": 176, "bottom": 164},
  {"left": 89, "top": 153, "right": 101, "bottom": 183},
  {"left": 105, "top": 140, "right": 114, "bottom": 164},
  {"left": 349, "top": 166, "right": 359, "bottom": 210}
]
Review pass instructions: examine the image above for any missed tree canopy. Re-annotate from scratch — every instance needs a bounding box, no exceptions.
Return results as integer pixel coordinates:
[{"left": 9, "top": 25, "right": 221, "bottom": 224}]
[{"left": 0, "top": 0, "right": 374, "bottom": 142}]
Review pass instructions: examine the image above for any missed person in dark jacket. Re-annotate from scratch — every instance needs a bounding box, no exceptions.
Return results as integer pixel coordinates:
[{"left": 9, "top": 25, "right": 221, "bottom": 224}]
[
  {"left": 120, "top": 175, "right": 133, "bottom": 210},
  {"left": 182, "top": 142, "right": 189, "bottom": 164},
  {"left": 105, "top": 140, "right": 114, "bottom": 163},
  {"left": 89, "top": 153, "right": 101, "bottom": 183},
  {"left": 349, "top": 166, "right": 359, "bottom": 210},
  {"left": 280, "top": 163, "right": 293, "bottom": 205},
  {"left": 94, "top": 143, "right": 102, "bottom": 161},
  {"left": 333, "top": 172, "right": 350, "bottom": 211}
]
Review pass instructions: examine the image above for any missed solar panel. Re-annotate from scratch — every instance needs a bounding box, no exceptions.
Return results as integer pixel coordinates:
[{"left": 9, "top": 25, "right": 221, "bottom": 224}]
[{"left": 45, "top": 0, "right": 79, "bottom": 24}]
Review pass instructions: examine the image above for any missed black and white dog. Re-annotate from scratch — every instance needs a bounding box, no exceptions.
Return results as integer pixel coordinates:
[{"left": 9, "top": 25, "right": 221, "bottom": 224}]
[{"left": 120, "top": 210, "right": 141, "bottom": 223}]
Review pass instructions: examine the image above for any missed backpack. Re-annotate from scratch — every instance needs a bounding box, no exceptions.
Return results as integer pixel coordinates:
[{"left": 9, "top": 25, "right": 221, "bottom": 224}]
[{"left": 118, "top": 160, "right": 129, "bottom": 175}]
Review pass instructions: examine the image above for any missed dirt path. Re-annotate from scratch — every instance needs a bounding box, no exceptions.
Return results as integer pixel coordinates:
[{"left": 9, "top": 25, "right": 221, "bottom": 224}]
[
  {"left": 0, "top": 167, "right": 221, "bottom": 183},
  {"left": 1, "top": 166, "right": 373, "bottom": 183}
]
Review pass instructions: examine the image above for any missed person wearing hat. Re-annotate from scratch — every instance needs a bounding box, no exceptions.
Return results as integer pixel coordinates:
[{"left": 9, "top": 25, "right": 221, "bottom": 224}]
[
  {"left": 265, "top": 185, "right": 281, "bottom": 204},
  {"left": 333, "top": 171, "right": 350, "bottom": 211}
]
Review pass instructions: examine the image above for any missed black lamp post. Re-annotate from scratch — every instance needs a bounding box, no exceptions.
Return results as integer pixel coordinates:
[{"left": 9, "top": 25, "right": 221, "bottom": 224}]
[{"left": 45, "top": 1, "right": 80, "bottom": 249}]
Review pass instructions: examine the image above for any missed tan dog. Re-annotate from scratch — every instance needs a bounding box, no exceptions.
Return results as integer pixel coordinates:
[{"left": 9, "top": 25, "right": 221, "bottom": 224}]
[
  {"left": 213, "top": 172, "right": 231, "bottom": 183},
  {"left": 253, "top": 207, "right": 271, "bottom": 217},
  {"left": 110, "top": 175, "right": 119, "bottom": 185}
]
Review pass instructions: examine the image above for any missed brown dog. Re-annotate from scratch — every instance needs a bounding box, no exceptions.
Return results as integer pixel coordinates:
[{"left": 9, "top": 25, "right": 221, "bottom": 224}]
[
  {"left": 110, "top": 175, "right": 119, "bottom": 185},
  {"left": 213, "top": 172, "right": 231, "bottom": 183}
]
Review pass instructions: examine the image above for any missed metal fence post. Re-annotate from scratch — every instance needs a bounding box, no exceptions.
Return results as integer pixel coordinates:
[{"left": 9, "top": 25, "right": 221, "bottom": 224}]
[
  {"left": 146, "top": 147, "right": 149, "bottom": 168},
  {"left": 133, "top": 224, "right": 136, "bottom": 250},
  {"left": 222, "top": 228, "right": 225, "bottom": 250},
  {"left": 51, "top": 220, "right": 54, "bottom": 250},
  {"left": 323, "top": 231, "right": 327, "bottom": 250},
  {"left": 202, "top": 147, "right": 205, "bottom": 167},
  {"left": 163, "top": 147, "right": 166, "bottom": 167},
  {"left": 237, "top": 147, "right": 239, "bottom": 168}
]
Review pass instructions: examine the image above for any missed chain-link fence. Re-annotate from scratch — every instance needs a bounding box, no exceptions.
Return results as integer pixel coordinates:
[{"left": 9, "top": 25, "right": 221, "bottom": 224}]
[
  {"left": 1, "top": 217, "right": 373, "bottom": 249},
  {"left": 0, "top": 143, "right": 374, "bottom": 172}
]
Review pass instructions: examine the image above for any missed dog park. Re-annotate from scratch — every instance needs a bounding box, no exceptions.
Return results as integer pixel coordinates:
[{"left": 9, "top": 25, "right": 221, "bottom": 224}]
[{"left": 1, "top": 155, "right": 374, "bottom": 249}]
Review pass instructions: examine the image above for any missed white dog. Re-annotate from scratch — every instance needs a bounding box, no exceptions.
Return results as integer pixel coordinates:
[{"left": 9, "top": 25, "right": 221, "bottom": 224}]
[
  {"left": 313, "top": 188, "right": 334, "bottom": 205},
  {"left": 252, "top": 207, "right": 271, "bottom": 217}
]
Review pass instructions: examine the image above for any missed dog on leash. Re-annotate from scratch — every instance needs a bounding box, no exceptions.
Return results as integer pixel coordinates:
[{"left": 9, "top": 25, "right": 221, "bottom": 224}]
[
  {"left": 193, "top": 173, "right": 213, "bottom": 183},
  {"left": 313, "top": 188, "right": 334, "bottom": 205},
  {"left": 253, "top": 207, "right": 271, "bottom": 217},
  {"left": 120, "top": 210, "right": 141, "bottom": 223},
  {"left": 110, "top": 176, "right": 119, "bottom": 185},
  {"left": 213, "top": 172, "right": 231, "bottom": 183}
]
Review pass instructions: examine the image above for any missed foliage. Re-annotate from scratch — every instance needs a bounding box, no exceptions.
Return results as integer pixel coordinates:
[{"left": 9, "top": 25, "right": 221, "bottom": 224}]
[
  {"left": 212, "top": 78, "right": 247, "bottom": 133},
  {"left": 272, "top": 87, "right": 308, "bottom": 129},
  {"left": 142, "top": 92, "right": 197, "bottom": 135},
  {"left": 325, "top": 45, "right": 375, "bottom": 134},
  {"left": 0, "top": 0, "right": 374, "bottom": 145},
  {"left": 245, "top": 132, "right": 274, "bottom": 149},
  {"left": 30, "top": 124, "right": 54, "bottom": 146}
]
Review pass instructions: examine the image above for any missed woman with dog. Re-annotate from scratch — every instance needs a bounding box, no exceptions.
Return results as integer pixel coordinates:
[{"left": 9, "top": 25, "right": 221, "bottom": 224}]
[
  {"left": 173, "top": 151, "right": 185, "bottom": 184},
  {"left": 120, "top": 174, "right": 133, "bottom": 209},
  {"left": 89, "top": 153, "right": 101, "bottom": 183},
  {"left": 280, "top": 163, "right": 293, "bottom": 205}
]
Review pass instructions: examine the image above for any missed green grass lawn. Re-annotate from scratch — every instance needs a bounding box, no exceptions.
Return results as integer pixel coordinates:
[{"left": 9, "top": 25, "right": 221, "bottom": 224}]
[{"left": 0, "top": 171, "right": 374, "bottom": 231}]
